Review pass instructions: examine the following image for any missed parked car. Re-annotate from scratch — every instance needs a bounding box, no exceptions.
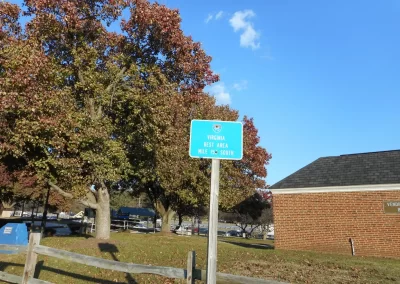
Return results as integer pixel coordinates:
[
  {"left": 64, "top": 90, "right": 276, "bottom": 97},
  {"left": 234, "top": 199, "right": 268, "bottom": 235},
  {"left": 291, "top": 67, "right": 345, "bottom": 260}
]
[
  {"left": 225, "top": 230, "right": 241, "bottom": 237},
  {"left": 218, "top": 230, "right": 226, "bottom": 236},
  {"left": 199, "top": 228, "right": 208, "bottom": 235},
  {"left": 173, "top": 225, "right": 193, "bottom": 235},
  {"left": 131, "top": 223, "right": 147, "bottom": 230},
  {"left": 267, "top": 230, "right": 274, "bottom": 240}
]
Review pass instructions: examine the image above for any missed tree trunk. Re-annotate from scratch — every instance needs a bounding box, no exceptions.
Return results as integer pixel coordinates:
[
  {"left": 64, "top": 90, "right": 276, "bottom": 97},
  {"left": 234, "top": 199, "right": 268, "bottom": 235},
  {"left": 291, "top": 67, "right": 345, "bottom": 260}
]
[
  {"left": 160, "top": 209, "right": 174, "bottom": 233},
  {"left": 197, "top": 216, "right": 200, "bottom": 236},
  {"left": 41, "top": 188, "right": 51, "bottom": 232},
  {"left": 31, "top": 206, "right": 35, "bottom": 222},
  {"left": 239, "top": 224, "right": 248, "bottom": 238},
  {"left": 47, "top": 180, "right": 111, "bottom": 239},
  {"left": 95, "top": 187, "right": 111, "bottom": 240},
  {"left": 155, "top": 200, "right": 174, "bottom": 233},
  {"left": 263, "top": 224, "right": 269, "bottom": 240},
  {"left": 178, "top": 213, "right": 183, "bottom": 227}
]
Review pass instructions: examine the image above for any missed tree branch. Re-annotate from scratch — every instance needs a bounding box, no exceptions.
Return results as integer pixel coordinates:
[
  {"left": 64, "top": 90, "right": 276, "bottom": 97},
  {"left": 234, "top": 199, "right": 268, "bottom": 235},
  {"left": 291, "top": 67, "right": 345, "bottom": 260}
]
[
  {"left": 105, "top": 66, "right": 127, "bottom": 93},
  {"left": 88, "top": 97, "right": 96, "bottom": 119},
  {"left": 96, "top": 105, "right": 102, "bottom": 120},
  {"left": 78, "top": 69, "right": 86, "bottom": 85},
  {"left": 48, "top": 181, "right": 99, "bottom": 209},
  {"left": 106, "top": 66, "right": 127, "bottom": 110},
  {"left": 48, "top": 181, "right": 73, "bottom": 199},
  {"left": 100, "top": 179, "right": 107, "bottom": 190}
]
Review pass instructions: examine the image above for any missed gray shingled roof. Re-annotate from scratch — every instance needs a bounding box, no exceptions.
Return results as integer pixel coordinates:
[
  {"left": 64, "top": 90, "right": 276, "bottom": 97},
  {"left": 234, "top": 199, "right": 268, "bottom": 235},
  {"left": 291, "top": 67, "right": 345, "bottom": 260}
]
[{"left": 269, "top": 150, "right": 400, "bottom": 189}]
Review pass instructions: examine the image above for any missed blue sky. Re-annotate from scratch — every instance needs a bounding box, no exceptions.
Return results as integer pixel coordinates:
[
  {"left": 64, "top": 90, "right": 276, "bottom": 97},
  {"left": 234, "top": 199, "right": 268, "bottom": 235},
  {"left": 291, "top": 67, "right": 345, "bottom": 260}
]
[
  {"left": 157, "top": 0, "right": 400, "bottom": 185},
  {"left": 9, "top": 0, "right": 400, "bottom": 185}
]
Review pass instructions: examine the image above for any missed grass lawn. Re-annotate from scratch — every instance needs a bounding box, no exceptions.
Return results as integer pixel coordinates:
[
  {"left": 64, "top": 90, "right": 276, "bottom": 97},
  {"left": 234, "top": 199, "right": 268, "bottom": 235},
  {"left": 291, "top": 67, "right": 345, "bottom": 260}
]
[{"left": 1, "top": 232, "right": 399, "bottom": 283}]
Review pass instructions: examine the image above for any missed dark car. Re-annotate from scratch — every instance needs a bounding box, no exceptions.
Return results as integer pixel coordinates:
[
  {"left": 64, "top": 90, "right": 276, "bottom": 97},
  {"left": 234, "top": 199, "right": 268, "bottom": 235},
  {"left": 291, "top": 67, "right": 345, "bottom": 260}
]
[
  {"left": 225, "top": 230, "right": 241, "bottom": 237},
  {"left": 199, "top": 228, "right": 208, "bottom": 235}
]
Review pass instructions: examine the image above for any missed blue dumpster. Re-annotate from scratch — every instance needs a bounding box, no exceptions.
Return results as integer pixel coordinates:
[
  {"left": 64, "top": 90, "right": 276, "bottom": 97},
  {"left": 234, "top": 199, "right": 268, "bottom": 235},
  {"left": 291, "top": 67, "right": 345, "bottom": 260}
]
[{"left": 0, "top": 223, "right": 28, "bottom": 254}]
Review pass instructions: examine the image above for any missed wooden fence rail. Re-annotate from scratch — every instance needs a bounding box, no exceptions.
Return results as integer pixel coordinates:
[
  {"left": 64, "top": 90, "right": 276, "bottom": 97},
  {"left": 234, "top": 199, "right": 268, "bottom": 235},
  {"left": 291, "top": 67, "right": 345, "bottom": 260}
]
[
  {"left": 33, "top": 245, "right": 186, "bottom": 279},
  {"left": 0, "top": 271, "right": 50, "bottom": 284},
  {"left": 0, "top": 233, "right": 287, "bottom": 284}
]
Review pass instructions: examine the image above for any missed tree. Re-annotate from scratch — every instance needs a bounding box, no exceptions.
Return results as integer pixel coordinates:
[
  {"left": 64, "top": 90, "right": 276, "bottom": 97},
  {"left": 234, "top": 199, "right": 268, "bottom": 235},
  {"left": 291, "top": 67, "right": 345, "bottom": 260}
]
[
  {"left": 258, "top": 206, "right": 274, "bottom": 240},
  {"left": 0, "top": 165, "right": 13, "bottom": 216},
  {"left": 0, "top": 0, "right": 218, "bottom": 239},
  {"left": 223, "top": 190, "right": 272, "bottom": 238},
  {"left": 149, "top": 92, "right": 272, "bottom": 232},
  {"left": 255, "top": 190, "right": 273, "bottom": 239},
  {"left": 140, "top": 94, "right": 216, "bottom": 232},
  {"left": 110, "top": 191, "right": 151, "bottom": 210},
  {"left": 232, "top": 192, "right": 267, "bottom": 237},
  {"left": 174, "top": 198, "right": 207, "bottom": 228},
  {"left": 1, "top": 1, "right": 272, "bottom": 239},
  {"left": 0, "top": 160, "right": 47, "bottom": 216},
  {"left": 132, "top": 95, "right": 272, "bottom": 233},
  {"left": 219, "top": 116, "right": 272, "bottom": 210}
]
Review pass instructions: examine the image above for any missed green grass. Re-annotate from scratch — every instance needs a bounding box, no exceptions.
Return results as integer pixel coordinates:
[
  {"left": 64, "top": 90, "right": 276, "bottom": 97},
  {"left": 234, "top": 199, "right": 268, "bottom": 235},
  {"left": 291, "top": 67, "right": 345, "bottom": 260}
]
[{"left": 1, "top": 233, "right": 400, "bottom": 283}]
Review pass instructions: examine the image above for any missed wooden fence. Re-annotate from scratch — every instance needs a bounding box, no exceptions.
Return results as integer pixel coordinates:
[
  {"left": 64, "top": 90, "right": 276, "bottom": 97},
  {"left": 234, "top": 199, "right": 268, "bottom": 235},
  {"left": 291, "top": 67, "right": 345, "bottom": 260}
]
[{"left": 0, "top": 232, "right": 286, "bottom": 284}]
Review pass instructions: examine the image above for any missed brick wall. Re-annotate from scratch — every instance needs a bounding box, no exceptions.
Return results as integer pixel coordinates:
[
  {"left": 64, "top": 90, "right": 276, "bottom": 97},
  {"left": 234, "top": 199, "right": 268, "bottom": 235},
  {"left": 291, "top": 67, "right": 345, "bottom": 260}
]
[{"left": 273, "top": 190, "right": 400, "bottom": 258}]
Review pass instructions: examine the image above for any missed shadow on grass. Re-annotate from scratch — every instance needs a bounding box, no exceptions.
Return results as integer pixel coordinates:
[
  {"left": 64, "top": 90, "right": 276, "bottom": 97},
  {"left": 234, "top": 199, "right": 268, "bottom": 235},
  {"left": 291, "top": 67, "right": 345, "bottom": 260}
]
[
  {"left": 98, "top": 243, "right": 137, "bottom": 284},
  {"left": 220, "top": 240, "right": 274, "bottom": 250},
  {"left": 0, "top": 261, "right": 130, "bottom": 283}
]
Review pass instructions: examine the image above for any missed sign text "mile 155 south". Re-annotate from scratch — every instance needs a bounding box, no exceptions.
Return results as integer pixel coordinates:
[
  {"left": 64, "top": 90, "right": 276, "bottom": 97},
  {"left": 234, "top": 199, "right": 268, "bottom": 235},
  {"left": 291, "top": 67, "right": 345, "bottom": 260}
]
[{"left": 189, "top": 120, "right": 243, "bottom": 160}]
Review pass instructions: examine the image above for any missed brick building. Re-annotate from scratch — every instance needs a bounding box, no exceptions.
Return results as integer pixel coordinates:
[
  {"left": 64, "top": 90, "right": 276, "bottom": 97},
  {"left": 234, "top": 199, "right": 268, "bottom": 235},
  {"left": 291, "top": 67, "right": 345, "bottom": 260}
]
[{"left": 269, "top": 150, "right": 400, "bottom": 258}]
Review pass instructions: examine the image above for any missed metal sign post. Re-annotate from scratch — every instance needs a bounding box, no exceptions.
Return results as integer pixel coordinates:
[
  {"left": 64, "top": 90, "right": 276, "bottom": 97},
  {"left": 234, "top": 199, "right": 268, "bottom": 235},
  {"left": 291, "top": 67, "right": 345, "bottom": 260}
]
[
  {"left": 189, "top": 120, "right": 243, "bottom": 284},
  {"left": 206, "top": 159, "right": 220, "bottom": 284}
]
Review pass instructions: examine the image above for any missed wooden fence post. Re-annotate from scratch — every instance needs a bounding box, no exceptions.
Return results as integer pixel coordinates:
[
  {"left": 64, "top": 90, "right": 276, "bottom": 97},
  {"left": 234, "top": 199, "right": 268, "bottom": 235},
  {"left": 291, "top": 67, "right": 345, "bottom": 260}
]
[
  {"left": 186, "top": 251, "right": 196, "bottom": 284},
  {"left": 22, "top": 232, "right": 41, "bottom": 284}
]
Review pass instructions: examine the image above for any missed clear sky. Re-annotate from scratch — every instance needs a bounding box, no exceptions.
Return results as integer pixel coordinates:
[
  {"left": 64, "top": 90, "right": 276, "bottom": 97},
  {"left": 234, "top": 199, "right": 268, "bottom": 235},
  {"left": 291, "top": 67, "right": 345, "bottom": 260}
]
[
  {"left": 9, "top": 0, "right": 400, "bottom": 185},
  {"left": 157, "top": 0, "right": 400, "bottom": 185}
]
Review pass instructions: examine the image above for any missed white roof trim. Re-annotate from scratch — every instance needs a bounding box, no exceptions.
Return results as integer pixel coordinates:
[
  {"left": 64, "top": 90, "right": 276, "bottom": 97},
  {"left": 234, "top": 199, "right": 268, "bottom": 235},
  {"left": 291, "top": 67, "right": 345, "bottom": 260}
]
[{"left": 270, "top": 183, "right": 400, "bottom": 195}]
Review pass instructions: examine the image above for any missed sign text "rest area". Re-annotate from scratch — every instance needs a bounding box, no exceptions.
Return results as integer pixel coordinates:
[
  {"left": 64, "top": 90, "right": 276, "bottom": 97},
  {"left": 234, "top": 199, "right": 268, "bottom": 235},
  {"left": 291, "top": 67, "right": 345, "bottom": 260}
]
[{"left": 189, "top": 120, "right": 243, "bottom": 160}]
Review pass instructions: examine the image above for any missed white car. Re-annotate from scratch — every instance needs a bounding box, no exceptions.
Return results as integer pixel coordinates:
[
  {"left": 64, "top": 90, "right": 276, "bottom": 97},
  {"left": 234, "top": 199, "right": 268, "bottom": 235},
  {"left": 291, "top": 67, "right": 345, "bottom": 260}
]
[
  {"left": 133, "top": 223, "right": 146, "bottom": 229},
  {"left": 173, "top": 225, "right": 193, "bottom": 235},
  {"left": 129, "top": 223, "right": 147, "bottom": 230}
]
